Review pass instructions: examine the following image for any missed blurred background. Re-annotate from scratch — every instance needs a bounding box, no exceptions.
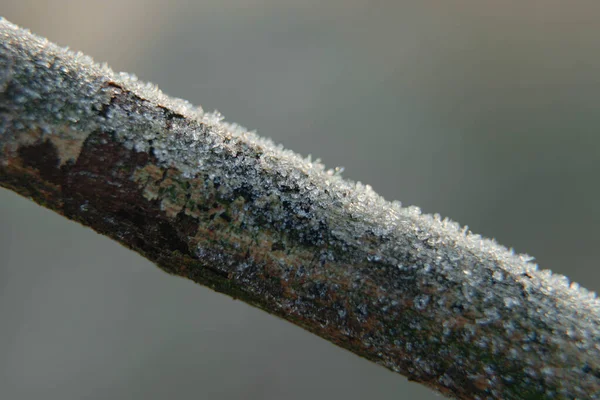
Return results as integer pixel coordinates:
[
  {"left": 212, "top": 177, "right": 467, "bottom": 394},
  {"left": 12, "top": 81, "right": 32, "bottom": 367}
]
[{"left": 1, "top": 1, "right": 600, "bottom": 399}]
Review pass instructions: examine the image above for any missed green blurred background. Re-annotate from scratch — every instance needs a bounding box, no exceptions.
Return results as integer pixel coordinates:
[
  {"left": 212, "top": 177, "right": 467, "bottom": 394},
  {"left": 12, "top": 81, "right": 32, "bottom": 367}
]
[{"left": 1, "top": 1, "right": 599, "bottom": 399}]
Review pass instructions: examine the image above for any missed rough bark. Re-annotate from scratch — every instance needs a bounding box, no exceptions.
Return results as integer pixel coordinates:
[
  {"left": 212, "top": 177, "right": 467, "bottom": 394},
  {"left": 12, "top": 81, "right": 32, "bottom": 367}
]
[{"left": 1, "top": 18, "right": 599, "bottom": 399}]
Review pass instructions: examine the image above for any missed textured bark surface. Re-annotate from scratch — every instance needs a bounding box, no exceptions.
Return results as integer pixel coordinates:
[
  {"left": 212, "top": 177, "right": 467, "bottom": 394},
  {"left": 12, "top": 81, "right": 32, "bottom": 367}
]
[{"left": 1, "top": 18, "right": 599, "bottom": 399}]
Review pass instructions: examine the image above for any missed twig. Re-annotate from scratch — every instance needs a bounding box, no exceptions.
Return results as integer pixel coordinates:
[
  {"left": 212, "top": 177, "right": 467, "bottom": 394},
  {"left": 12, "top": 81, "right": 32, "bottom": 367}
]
[{"left": 1, "top": 18, "right": 598, "bottom": 399}]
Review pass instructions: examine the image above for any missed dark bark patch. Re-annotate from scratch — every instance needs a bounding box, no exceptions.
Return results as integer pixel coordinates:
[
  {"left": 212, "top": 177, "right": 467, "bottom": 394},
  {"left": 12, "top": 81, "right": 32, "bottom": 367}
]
[
  {"left": 58, "top": 130, "right": 196, "bottom": 259},
  {"left": 18, "top": 140, "right": 63, "bottom": 184},
  {"left": 271, "top": 241, "right": 285, "bottom": 251}
]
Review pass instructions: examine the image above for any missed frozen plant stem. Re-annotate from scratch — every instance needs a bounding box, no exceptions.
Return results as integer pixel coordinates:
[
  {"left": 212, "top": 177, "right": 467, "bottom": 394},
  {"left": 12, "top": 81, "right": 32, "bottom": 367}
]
[{"left": 0, "top": 18, "right": 598, "bottom": 400}]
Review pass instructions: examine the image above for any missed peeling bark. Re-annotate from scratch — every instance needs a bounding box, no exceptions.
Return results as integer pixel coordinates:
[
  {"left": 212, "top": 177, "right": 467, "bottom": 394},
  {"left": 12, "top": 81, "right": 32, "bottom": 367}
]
[{"left": 1, "top": 18, "right": 599, "bottom": 399}]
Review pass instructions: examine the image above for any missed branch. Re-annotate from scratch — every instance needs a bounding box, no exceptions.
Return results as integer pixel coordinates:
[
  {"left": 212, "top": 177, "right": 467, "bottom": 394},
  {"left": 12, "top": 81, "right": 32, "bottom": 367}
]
[{"left": 1, "top": 18, "right": 598, "bottom": 399}]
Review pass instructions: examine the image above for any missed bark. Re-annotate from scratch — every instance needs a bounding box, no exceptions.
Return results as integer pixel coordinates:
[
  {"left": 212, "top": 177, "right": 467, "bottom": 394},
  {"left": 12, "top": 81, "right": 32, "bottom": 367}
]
[{"left": 1, "top": 18, "right": 599, "bottom": 399}]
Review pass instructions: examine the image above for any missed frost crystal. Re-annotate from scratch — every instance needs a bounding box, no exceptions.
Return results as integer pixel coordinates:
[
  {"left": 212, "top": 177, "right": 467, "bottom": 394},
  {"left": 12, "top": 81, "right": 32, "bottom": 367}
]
[{"left": 413, "top": 294, "right": 430, "bottom": 311}]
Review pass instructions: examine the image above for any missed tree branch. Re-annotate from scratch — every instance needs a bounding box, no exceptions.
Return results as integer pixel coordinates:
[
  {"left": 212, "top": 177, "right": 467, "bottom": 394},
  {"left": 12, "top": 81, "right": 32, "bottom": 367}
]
[{"left": 1, "top": 18, "right": 598, "bottom": 399}]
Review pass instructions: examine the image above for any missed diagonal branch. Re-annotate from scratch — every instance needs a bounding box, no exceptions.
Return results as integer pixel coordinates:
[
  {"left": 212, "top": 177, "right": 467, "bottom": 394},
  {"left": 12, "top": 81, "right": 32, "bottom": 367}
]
[{"left": 1, "top": 18, "right": 598, "bottom": 399}]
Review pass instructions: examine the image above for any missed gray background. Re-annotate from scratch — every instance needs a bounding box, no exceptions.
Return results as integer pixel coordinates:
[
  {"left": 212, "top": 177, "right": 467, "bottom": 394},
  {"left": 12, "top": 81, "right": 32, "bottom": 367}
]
[{"left": 1, "top": 1, "right": 600, "bottom": 399}]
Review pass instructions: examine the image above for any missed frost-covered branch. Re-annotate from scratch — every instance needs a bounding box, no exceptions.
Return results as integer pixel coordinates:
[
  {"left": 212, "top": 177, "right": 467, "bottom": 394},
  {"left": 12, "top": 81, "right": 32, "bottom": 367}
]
[{"left": 1, "top": 18, "right": 599, "bottom": 400}]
